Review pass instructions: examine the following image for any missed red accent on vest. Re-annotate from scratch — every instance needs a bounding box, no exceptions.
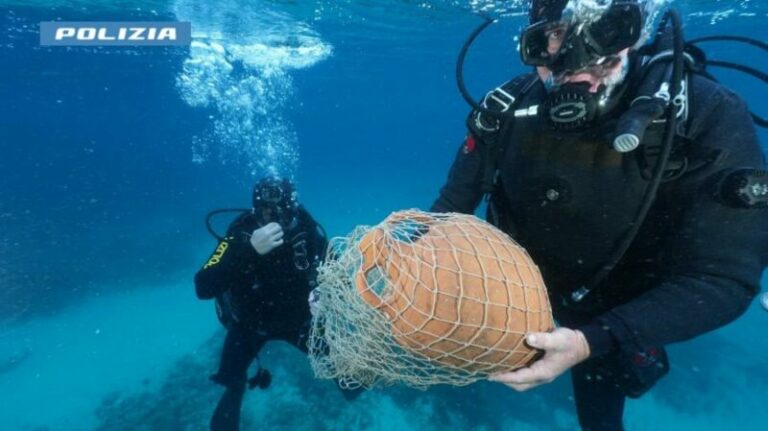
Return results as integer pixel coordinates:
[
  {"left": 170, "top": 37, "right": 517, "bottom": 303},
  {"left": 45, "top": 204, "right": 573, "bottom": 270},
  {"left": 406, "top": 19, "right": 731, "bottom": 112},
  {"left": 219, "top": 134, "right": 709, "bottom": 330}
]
[{"left": 464, "top": 134, "right": 476, "bottom": 154}]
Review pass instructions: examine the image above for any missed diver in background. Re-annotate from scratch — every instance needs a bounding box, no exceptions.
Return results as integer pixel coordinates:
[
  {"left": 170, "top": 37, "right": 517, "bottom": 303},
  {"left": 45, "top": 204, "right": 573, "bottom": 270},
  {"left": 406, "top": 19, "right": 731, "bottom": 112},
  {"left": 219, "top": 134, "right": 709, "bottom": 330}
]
[
  {"left": 195, "top": 177, "right": 353, "bottom": 431},
  {"left": 433, "top": 0, "right": 768, "bottom": 429}
]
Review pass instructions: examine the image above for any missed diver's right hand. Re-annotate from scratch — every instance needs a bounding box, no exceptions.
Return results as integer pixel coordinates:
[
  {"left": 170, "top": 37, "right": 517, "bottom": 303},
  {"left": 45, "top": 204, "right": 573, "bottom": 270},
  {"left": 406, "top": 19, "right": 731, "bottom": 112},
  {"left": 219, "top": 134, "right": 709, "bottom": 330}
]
[{"left": 250, "top": 222, "right": 284, "bottom": 255}]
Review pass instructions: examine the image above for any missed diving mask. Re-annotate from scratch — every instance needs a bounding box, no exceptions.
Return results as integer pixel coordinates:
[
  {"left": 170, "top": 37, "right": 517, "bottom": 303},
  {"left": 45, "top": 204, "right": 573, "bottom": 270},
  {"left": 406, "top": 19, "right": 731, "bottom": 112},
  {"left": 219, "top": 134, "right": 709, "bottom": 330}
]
[{"left": 521, "top": 1, "right": 643, "bottom": 74}]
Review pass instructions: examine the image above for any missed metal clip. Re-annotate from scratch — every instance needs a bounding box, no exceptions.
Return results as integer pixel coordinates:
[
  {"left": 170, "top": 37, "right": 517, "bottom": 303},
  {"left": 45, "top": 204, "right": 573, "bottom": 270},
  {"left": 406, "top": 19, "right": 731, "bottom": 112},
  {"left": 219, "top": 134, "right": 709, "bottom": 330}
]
[
  {"left": 673, "top": 78, "right": 688, "bottom": 119},
  {"left": 486, "top": 87, "right": 516, "bottom": 113},
  {"left": 570, "top": 286, "right": 591, "bottom": 303},
  {"left": 654, "top": 82, "right": 670, "bottom": 103},
  {"left": 474, "top": 85, "right": 520, "bottom": 132}
]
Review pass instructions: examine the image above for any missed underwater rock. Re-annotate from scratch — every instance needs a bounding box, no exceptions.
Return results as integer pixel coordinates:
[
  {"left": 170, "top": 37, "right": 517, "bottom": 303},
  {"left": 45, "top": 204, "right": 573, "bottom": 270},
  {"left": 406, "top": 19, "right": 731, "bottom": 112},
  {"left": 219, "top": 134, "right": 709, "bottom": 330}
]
[
  {"left": 92, "top": 332, "right": 578, "bottom": 430},
  {"left": 93, "top": 335, "right": 221, "bottom": 431}
]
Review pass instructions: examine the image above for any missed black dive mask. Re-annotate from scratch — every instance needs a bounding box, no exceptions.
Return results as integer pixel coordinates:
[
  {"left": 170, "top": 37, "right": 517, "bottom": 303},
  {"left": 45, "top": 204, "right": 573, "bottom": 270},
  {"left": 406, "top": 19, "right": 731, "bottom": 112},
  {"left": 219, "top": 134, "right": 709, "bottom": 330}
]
[
  {"left": 253, "top": 180, "right": 291, "bottom": 206},
  {"left": 252, "top": 178, "right": 299, "bottom": 230},
  {"left": 521, "top": 1, "right": 642, "bottom": 74}
]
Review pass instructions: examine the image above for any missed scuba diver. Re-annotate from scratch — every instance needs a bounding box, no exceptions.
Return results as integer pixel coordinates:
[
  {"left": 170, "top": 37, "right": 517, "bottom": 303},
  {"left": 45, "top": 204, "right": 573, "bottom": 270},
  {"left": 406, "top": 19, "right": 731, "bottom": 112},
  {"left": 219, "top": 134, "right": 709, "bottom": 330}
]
[
  {"left": 433, "top": 0, "right": 768, "bottom": 429},
  {"left": 195, "top": 177, "right": 358, "bottom": 431}
]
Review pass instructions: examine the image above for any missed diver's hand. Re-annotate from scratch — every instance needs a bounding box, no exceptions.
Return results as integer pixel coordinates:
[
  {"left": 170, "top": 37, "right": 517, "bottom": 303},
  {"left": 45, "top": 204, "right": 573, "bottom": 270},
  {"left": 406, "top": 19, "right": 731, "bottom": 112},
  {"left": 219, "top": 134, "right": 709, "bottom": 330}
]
[
  {"left": 488, "top": 328, "right": 590, "bottom": 391},
  {"left": 250, "top": 222, "right": 284, "bottom": 255}
]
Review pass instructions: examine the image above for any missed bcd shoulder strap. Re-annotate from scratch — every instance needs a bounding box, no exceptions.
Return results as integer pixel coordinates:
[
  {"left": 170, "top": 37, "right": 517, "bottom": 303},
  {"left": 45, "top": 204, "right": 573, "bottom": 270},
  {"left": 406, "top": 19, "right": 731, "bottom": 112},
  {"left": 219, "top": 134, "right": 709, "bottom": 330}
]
[{"left": 466, "top": 73, "right": 539, "bottom": 195}]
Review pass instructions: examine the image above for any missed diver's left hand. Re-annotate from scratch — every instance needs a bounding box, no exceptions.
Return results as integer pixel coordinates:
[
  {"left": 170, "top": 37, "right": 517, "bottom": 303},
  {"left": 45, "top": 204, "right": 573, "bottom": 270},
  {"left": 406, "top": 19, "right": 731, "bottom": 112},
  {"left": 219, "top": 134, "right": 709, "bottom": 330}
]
[{"left": 488, "top": 328, "right": 590, "bottom": 391}]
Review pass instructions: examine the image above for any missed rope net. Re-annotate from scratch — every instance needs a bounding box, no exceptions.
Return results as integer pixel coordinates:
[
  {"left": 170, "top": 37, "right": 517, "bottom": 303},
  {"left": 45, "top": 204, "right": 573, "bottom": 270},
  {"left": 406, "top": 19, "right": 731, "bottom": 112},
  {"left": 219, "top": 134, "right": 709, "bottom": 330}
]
[{"left": 308, "top": 210, "right": 553, "bottom": 389}]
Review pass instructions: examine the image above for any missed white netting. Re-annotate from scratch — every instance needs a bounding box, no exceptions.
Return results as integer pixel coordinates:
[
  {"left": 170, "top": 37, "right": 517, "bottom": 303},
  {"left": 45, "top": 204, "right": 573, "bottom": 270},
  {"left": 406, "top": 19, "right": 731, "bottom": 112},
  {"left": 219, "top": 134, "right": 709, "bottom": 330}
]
[{"left": 308, "top": 210, "right": 554, "bottom": 389}]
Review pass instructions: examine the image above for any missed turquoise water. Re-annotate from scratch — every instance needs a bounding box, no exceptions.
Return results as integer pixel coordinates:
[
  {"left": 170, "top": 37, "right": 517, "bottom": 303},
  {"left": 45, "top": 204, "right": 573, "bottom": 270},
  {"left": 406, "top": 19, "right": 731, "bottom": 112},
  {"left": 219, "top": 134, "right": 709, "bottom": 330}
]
[{"left": 1, "top": 1, "right": 766, "bottom": 430}]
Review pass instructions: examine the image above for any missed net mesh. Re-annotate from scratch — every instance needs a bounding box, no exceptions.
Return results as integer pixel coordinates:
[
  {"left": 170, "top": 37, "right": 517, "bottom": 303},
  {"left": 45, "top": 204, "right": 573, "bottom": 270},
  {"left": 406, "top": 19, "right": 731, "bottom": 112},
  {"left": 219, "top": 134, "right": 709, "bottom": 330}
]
[{"left": 308, "top": 210, "right": 554, "bottom": 389}]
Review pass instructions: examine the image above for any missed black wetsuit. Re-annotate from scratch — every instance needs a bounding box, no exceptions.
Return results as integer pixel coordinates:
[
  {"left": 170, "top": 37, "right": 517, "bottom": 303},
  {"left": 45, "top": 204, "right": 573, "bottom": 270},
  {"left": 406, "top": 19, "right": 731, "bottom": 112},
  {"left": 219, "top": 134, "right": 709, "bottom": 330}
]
[
  {"left": 195, "top": 207, "right": 326, "bottom": 431},
  {"left": 432, "top": 71, "right": 768, "bottom": 430}
]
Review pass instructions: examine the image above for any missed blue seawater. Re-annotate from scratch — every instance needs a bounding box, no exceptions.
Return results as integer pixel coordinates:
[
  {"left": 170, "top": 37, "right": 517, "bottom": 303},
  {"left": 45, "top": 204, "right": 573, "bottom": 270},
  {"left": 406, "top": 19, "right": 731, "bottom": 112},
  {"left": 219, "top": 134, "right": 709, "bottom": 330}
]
[{"left": 0, "top": 1, "right": 766, "bottom": 430}]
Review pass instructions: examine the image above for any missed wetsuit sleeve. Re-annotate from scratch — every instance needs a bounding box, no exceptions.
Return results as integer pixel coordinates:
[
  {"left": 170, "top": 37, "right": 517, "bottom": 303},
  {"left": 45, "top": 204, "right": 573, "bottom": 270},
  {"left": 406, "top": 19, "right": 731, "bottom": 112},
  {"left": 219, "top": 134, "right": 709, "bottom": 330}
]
[
  {"left": 581, "top": 87, "right": 768, "bottom": 357},
  {"left": 194, "top": 216, "right": 260, "bottom": 300},
  {"left": 430, "top": 132, "right": 486, "bottom": 214}
]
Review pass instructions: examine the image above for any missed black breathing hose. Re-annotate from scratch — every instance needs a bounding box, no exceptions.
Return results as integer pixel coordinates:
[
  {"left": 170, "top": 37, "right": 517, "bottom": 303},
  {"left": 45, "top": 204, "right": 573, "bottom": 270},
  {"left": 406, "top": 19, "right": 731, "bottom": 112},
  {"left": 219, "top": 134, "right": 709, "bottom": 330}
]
[
  {"left": 572, "top": 9, "right": 685, "bottom": 303},
  {"left": 688, "top": 35, "right": 768, "bottom": 127},
  {"left": 205, "top": 208, "right": 251, "bottom": 242},
  {"left": 455, "top": 15, "right": 521, "bottom": 118}
]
